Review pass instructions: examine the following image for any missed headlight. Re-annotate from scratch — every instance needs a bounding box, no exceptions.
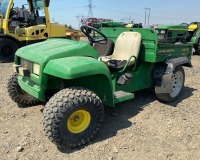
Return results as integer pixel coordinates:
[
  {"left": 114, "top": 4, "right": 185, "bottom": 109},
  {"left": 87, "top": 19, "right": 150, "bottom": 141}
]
[{"left": 33, "top": 63, "right": 40, "bottom": 76}]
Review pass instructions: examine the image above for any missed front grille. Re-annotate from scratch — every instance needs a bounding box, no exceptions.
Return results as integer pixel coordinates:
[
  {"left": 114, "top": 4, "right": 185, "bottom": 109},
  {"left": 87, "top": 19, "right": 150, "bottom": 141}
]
[{"left": 20, "top": 59, "right": 33, "bottom": 73}]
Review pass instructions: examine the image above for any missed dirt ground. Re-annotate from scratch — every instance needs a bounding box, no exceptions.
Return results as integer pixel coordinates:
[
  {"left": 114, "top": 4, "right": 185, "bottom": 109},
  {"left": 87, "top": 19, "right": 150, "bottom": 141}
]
[{"left": 0, "top": 55, "right": 200, "bottom": 160}]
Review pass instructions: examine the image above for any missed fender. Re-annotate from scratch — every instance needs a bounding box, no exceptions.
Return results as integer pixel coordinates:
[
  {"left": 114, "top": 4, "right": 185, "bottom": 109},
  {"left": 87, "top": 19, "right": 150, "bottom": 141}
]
[
  {"left": 166, "top": 56, "right": 191, "bottom": 73},
  {"left": 154, "top": 57, "right": 190, "bottom": 94},
  {"left": 44, "top": 56, "right": 111, "bottom": 79},
  {"left": 44, "top": 56, "right": 114, "bottom": 107}
]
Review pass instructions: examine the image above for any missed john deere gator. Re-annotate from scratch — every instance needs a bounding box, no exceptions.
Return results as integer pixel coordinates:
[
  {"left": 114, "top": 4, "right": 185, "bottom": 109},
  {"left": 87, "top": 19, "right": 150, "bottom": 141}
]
[{"left": 7, "top": 25, "right": 192, "bottom": 148}]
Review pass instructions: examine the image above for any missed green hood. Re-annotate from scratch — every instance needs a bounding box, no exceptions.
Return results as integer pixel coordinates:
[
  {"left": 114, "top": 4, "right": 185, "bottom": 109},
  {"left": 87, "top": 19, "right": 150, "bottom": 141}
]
[{"left": 16, "top": 38, "right": 98, "bottom": 64}]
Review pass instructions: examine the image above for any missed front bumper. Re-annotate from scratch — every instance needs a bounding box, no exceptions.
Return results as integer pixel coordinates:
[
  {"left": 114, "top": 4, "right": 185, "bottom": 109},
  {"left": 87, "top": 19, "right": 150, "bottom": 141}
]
[
  {"left": 18, "top": 76, "right": 45, "bottom": 102},
  {"left": 14, "top": 63, "right": 45, "bottom": 102}
]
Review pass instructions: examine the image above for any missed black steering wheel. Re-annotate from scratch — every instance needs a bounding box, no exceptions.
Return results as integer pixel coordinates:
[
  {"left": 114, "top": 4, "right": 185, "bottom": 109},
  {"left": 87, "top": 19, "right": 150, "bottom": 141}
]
[{"left": 81, "top": 25, "right": 107, "bottom": 43}]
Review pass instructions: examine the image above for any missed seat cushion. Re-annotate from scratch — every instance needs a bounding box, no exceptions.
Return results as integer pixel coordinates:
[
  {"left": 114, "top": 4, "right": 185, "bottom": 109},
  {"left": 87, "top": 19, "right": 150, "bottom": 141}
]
[
  {"left": 99, "top": 32, "right": 142, "bottom": 68},
  {"left": 106, "top": 60, "right": 127, "bottom": 70}
]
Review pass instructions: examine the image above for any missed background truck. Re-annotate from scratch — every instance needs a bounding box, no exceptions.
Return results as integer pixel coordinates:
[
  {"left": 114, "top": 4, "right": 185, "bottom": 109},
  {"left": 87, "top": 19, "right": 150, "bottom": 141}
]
[
  {"left": 0, "top": 0, "right": 81, "bottom": 62},
  {"left": 7, "top": 25, "right": 192, "bottom": 148}
]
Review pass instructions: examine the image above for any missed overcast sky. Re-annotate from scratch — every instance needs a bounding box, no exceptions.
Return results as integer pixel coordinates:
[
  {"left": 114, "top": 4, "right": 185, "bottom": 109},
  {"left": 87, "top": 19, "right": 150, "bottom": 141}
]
[{"left": 15, "top": 0, "right": 200, "bottom": 29}]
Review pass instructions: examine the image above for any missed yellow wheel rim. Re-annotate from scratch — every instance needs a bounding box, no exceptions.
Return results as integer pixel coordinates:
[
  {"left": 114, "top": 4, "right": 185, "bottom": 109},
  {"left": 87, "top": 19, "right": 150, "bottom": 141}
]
[{"left": 67, "top": 110, "right": 91, "bottom": 134}]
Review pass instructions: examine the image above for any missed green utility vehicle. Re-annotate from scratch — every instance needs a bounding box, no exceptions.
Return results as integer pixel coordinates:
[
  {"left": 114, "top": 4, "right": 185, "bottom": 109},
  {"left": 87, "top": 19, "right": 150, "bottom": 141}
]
[
  {"left": 7, "top": 26, "right": 192, "bottom": 148},
  {"left": 155, "top": 24, "right": 188, "bottom": 43},
  {"left": 155, "top": 23, "right": 200, "bottom": 54}
]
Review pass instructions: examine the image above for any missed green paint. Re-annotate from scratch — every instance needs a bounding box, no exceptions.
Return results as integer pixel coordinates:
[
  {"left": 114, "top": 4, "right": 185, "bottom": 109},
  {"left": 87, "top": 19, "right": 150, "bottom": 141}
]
[{"left": 44, "top": 56, "right": 110, "bottom": 79}]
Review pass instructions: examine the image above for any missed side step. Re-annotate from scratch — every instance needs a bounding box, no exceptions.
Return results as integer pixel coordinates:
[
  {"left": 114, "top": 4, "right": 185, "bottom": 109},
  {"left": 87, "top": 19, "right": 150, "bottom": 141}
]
[{"left": 114, "top": 91, "right": 134, "bottom": 104}]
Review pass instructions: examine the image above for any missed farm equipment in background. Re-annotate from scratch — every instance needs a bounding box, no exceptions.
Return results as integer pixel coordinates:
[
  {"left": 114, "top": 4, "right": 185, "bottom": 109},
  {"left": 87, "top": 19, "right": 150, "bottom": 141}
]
[
  {"left": 124, "top": 23, "right": 143, "bottom": 28},
  {"left": 81, "top": 17, "right": 113, "bottom": 27},
  {"left": 0, "top": 0, "right": 80, "bottom": 62},
  {"left": 187, "top": 22, "right": 200, "bottom": 54},
  {"left": 92, "top": 21, "right": 124, "bottom": 30},
  {"left": 81, "top": 17, "right": 143, "bottom": 31},
  {"left": 92, "top": 21, "right": 143, "bottom": 29},
  {"left": 155, "top": 24, "right": 188, "bottom": 43},
  {"left": 155, "top": 22, "right": 200, "bottom": 54}
]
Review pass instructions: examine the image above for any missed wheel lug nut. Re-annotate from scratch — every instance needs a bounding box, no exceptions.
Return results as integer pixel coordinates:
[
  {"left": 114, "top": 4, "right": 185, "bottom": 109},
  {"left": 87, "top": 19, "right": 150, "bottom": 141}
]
[{"left": 74, "top": 116, "right": 79, "bottom": 121}]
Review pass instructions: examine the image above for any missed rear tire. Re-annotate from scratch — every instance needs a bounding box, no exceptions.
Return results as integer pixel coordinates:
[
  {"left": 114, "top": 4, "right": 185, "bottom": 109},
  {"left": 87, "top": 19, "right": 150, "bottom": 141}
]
[
  {"left": 0, "top": 38, "right": 18, "bottom": 62},
  {"left": 7, "top": 73, "right": 40, "bottom": 107},
  {"left": 43, "top": 87, "right": 104, "bottom": 148},
  {"left": 155, "top": 66, "right": 185, "bottom": 102}
]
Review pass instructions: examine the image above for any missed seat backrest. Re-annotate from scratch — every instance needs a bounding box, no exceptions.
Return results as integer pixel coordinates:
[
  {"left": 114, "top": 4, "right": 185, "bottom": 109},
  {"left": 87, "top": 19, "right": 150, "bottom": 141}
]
[
  {"left": 93, "top": 39, "right": 114, "bottom": 57},
  {"left": 111, "top": 32, "right": 142, "bottom": 61}
]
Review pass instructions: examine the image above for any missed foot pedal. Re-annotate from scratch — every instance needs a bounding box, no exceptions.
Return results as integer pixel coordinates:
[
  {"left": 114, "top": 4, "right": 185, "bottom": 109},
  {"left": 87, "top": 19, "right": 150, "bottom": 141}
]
[
  {"left": 117, "top": 73, "right": 132, "bottom": 85},
  {"left": 114, "top": 91, "right": 134, "bottom": 103}
]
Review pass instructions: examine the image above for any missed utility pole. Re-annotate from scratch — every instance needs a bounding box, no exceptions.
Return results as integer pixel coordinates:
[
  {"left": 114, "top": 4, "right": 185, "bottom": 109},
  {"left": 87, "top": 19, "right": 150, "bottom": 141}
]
[
  {"left": 144, "top": 8, "right": 151, "bottom": 27},
  {"left": 127, "top": 14, "right": 134, "bottom": 24},
  {"left": 87, "top": 0, "right": 94, "bottom": 18}
]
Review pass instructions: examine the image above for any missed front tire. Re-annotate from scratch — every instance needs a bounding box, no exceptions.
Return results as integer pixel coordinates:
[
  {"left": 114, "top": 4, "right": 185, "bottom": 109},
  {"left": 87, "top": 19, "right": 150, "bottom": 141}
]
[
  {"left": 43, "top": 87, "right": 104, "bottom": 148},
  {"left": 155, "top": 66, "right": 185, "bottom": 102},
  {"left": 0, "top": 38, "right": 18, "bottom": 62},
  {"left": 7, "top": 73, "right": 40, "bottom": 107}
]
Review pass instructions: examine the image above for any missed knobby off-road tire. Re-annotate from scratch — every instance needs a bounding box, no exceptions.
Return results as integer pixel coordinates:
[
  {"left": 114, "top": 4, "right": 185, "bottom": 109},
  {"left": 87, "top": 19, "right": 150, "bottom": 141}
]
[
  {"left": 155, "top": 66, "right": 185, "bottom": 102},
  {"left": 43, "top": 87, "right": 104, "bottom": 148},
  {"left": 0, "top": 38, "right": 18, "bottom": 62},
  {"left": 7, "top": 73, "right": 40, "bottom": 107}
]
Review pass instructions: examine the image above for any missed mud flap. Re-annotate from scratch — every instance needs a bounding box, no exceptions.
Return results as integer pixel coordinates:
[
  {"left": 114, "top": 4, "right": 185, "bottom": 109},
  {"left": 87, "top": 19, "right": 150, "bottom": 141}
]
[
  {"left": 155, "top": 73, "right": 173, "bottom": 94},
  {"left": 154, "top": 57, "right": 190, "bottom": 94}
]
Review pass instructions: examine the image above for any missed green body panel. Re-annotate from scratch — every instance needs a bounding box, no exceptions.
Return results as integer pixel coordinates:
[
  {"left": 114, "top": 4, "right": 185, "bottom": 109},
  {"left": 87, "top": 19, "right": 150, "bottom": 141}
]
[
  {"left": 114, "top": 63, "right": 154, "bottom": 92},
  {"left": 14, "top": 27, "right": 192, "bottom": 107},
  {"left": 156, "top": 43, "right": 192, "bottom": 62},
  {"left": 43, "top": 56, "right": 114, "bottom": 106},
  {"left": 15, "top": 38, "right": 98, "bottom": 64},
  {"left": 44, "top": 56, "right": 110, "bottom": 79},
  {"left": 18, "top": 76, "right": 45, "bottom": 101}
]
